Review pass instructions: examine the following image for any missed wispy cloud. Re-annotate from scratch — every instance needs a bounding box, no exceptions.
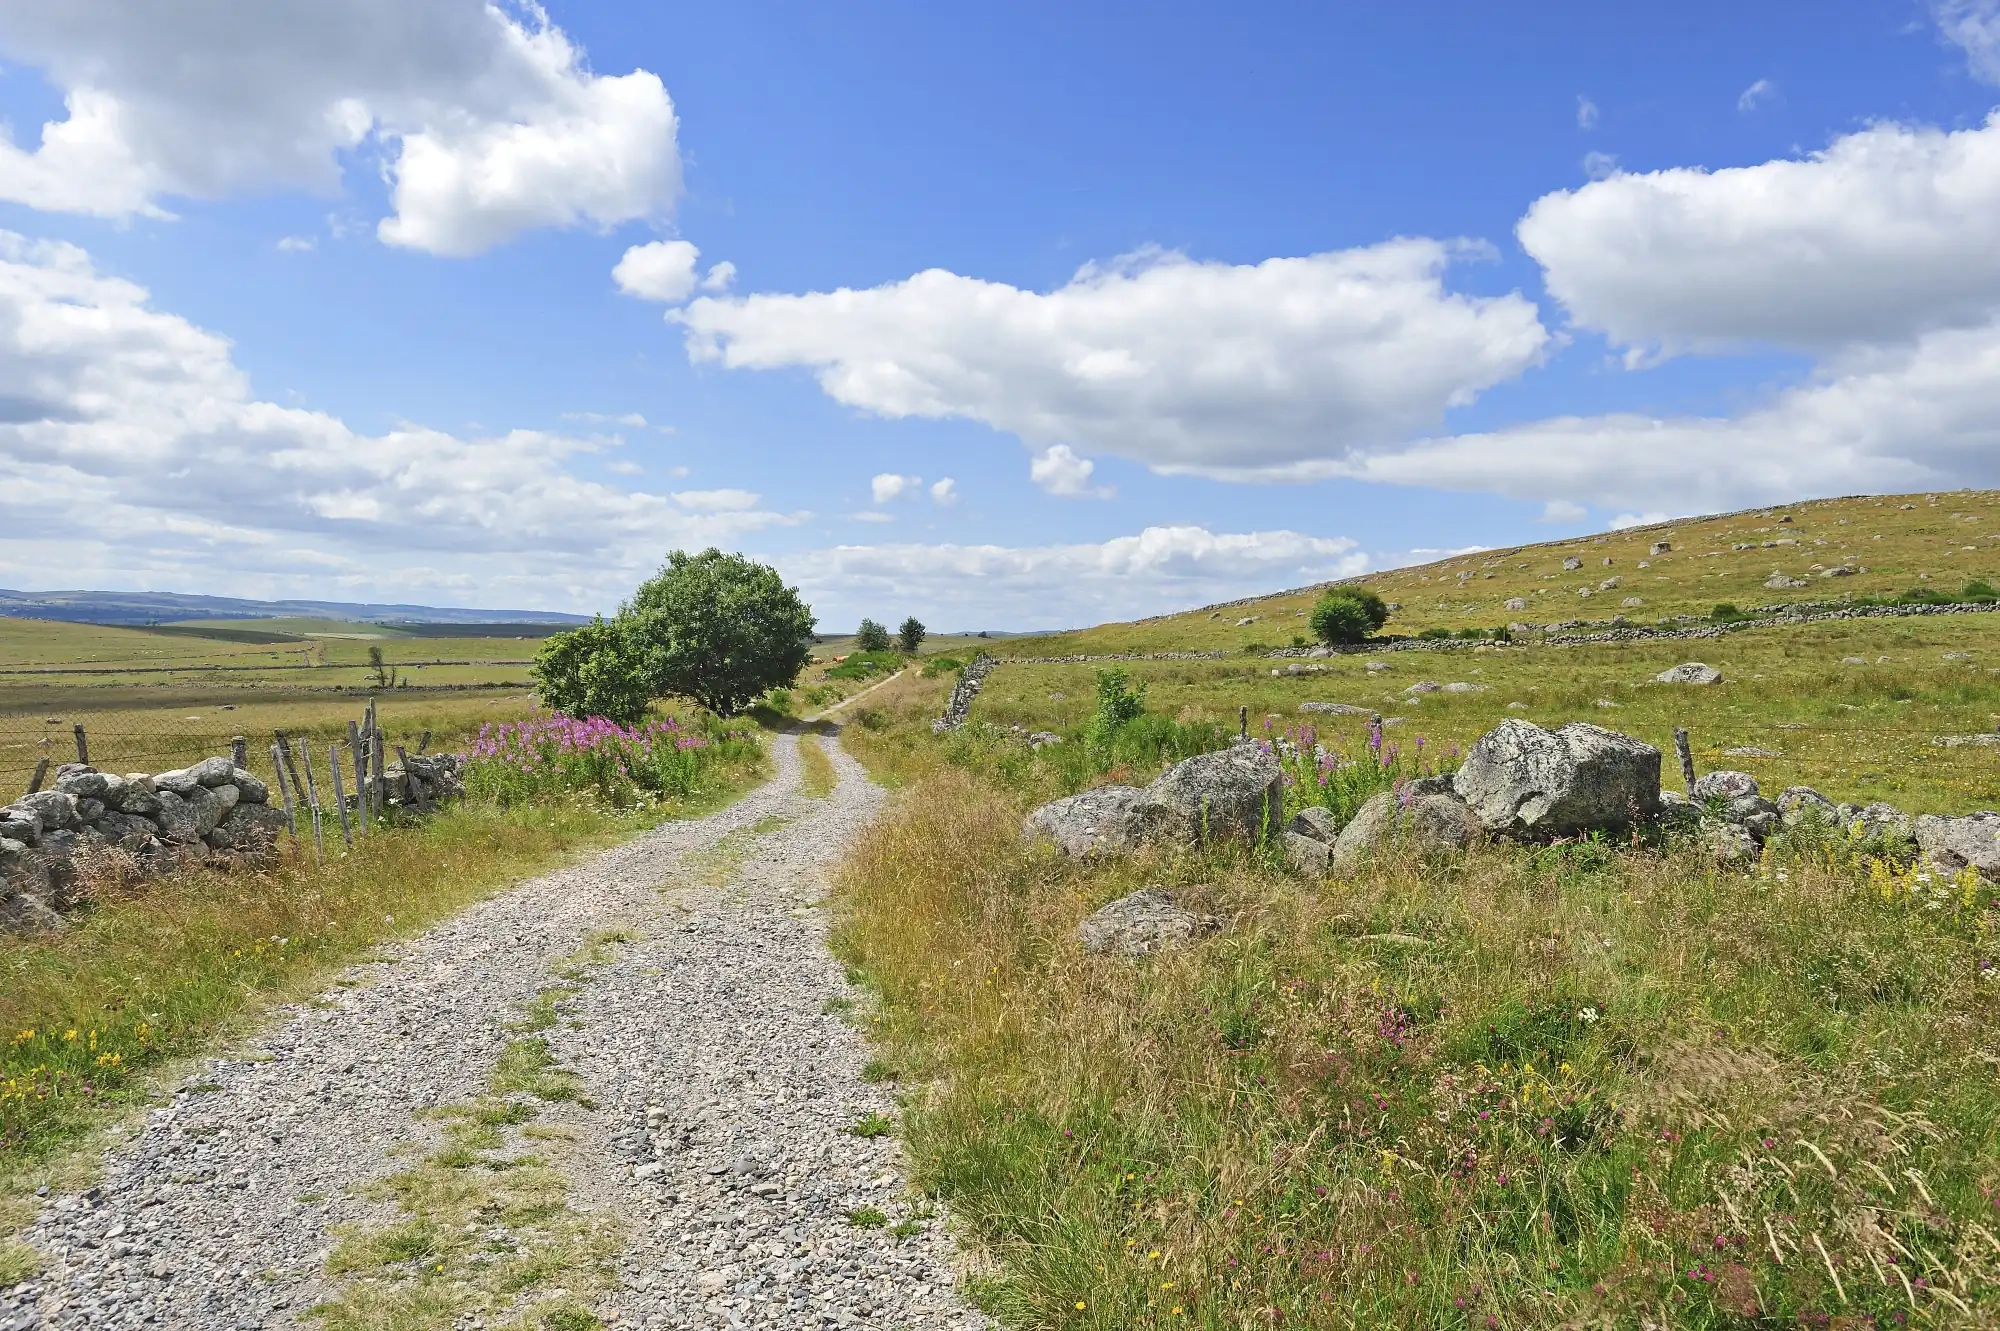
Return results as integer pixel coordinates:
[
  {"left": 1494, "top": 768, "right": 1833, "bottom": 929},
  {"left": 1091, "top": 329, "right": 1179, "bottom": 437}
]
[
  {"left": 1737, "top": 78, "right": 1776, "bottom": 111},
  {"left": 1576, "top": 95, "right": 1600, "bottom": 130}
]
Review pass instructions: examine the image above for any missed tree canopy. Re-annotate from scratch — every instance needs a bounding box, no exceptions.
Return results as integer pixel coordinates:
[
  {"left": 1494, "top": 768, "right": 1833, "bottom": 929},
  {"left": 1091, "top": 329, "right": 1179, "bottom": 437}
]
[
  {"left": 855, "top": 619, "right": 891, "bottom": 653},
  {"left": 1310, "top": 586, "right": 1392, "bottom": 645},
  {"left": 897, "top": 617, "right": 926, "bottom": 653}
]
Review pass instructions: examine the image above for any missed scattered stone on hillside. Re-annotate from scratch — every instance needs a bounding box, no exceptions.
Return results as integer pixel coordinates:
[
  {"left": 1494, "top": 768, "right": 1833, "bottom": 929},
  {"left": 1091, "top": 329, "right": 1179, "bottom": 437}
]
[
  {"left": 1364, "top": 661, "right": 1389, "bottom": 673},
  {"left": 1137, "top": 745, "right": 1284, "bottom": 847},
  {"left": 1028, "top": 731, "right": 1062, "bottom": 749},
  {"left": 1691, "top": 771, "right": 1759, "bottom": 802},
  {"left": 1298, "top": 701, "right": 1375, "bottom": 716},
  {"left": 1235, "top": 616, "right": 1257, "bottom": 627},
  {"left": 1599, "top": 577, "right": 1621, "bottom": 590},
  {"left": 1577, "top": 587, "right": 1594, "bottom": 598},
  {"left": 1721, "top": 746, "right": 1781, "bottom": 759},
  {"left": 1915, "top": 812, "right": 2000, "bottom": 882},
  {"left": 1622, "top": 596, "right": 1645, "bottom": 607},
  {"left": 1819, "top": 566, "right": 1860, "bottom": 578},
  {"left": 1934, "top": 734, "right": 2000, "bottom": 748},
  {"left": 1076, "top": 887, "right": 1215, "bottom": 957},
  {"left": 1452, "top": 720, "right": 1661, "bottom": 837},
  {"left": 1777, "top": 786, "right": 1839, "bottom": 827},
  {"left": 1440, "top": 682, "right": 1487, "bottom": 693},
  {"left": 1841, "top": 656, "right": 1869, "bottom": 664},
  {"left": 1022, "top": 785, "right": 1149, "bottom": 858},
  {"left": 1766, "top": 573, "right": 1809, "bottom": 589},
  {"left": 1656, "top": 662, "right": 1723, "bottom": 685},
  {"left": 1562, "top": 557, "right": 1582, "bottom": 571},
  {"left": 1404, "top": 681, "right": 1441, "bottom": 695},
  {"left": 1288, "top": 806, "right": 1339, "bottom": 844},
  {"left": 1594, "top": 698, "right": 1619, "bottom": 708},
  {"left": 1702, "top": 820, "right": 1758, "bottom": 864},
  {"left": 1329, "top": 789, "right": 1481, "bottom": 870},
  {"left": 1505, "top": 701, "right": 1527, "bottom": 710},
  {"left": 1505, "top": 597, "right": 1527, "bottom": 610},
  {"left": 1651, "top": 540, "right": 1673, "bottom": 554}
]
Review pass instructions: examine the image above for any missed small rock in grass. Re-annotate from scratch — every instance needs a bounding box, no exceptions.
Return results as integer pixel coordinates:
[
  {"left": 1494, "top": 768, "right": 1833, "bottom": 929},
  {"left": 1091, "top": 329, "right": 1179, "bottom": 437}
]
[
  {"left": 1076, "top": 888, "right": 1215, "bottom": 957},
  {"left": 1655, "top": 662, "right": 1723, "bottom": 685},
  {"left": 1720, "top": 746, "right": 1780, "bottom": 759},
  {"left": 1287, "top": 807, "right": 1338, "bottom": 844}
]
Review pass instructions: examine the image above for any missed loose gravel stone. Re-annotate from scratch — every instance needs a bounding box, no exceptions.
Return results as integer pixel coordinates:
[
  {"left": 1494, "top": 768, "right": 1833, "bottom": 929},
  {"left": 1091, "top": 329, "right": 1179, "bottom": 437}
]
[{"left": 0, "top": 728, "right": 985, "bottom": 1330}]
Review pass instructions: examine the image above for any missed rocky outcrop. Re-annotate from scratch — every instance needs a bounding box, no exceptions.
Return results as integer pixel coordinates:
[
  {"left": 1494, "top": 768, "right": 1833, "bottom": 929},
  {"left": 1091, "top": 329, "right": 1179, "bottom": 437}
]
[
  {"left": 1025, "top": 744, "right": 1284, "bottom": 858},
  {"left": 1327, "top": 789, "right": 1480, "bottom": 871},
  {"left": 1076, "top": 887, "right": 1215, "bottom": 957},
  {"left": 1452, "top": 720, "right": 1661, "bottom": 837},
  {"left": 1915, "top": 813, "right": 2000, "bottom": 883}
]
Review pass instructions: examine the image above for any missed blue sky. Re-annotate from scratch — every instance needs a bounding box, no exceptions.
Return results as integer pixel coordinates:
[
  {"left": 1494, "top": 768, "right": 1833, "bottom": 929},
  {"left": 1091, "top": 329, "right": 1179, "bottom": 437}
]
[{"left": 0, "top": 1, "right": 1997, "bottom": 629}]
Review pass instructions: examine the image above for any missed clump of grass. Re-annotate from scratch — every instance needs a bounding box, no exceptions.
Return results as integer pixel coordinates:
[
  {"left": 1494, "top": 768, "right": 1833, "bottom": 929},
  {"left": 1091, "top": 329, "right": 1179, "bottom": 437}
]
[
  {"left": 833, "top": 765, "right": 2000, "bottom": 1326},
  {"left": 847, "top": 1112, "right": 894, "bottom": 1139},
  {"left": 798, "top": 734, "right": 837, "bottom": 797},
  {"left": 845, "top": 1206, "right": 889, "bottom": 1228},
  {"left": 492, "top": 1039, "right": 584, "bottom": 1104}
]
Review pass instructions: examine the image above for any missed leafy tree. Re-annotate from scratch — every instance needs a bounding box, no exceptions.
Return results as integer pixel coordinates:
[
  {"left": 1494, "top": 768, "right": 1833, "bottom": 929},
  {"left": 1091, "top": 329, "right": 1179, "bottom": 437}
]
[
  {"left": 855, "top": 619, "right": 892, "bottom": 653},
  {"left": 366, "top": 644, "right": 399, "bottom": 690},
  {"left": 1086, "top": 667, "right": 1148, "bottom": 746},
  {"left": 1310, "top": 586, "right": 1389, "bottom": 645},
  {"left": 624, "top": 549, "right": 817, "bottom": 716},
  {"left": 531, "top": 617, "right": 653, "bottom": 726},
  {"left": 897, "top": 617, "right": 927, "bottom": 653}
]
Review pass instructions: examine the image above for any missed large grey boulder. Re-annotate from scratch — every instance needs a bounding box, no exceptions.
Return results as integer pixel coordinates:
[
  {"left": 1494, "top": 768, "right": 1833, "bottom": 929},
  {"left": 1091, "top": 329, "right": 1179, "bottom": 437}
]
[
  {"left": 0, "top": 847, "right": 62, "bottom": 934},
  {"left": 1915, "top": 813, "right": 2000, "bottom": 882},
  {"left": 1134, "top": 745, "right": 1283, "bottom": 846},
  {"left": 1853, "top": 802, "right": 1913, "bottom": 843},
  {"left": 54, "top": 770, "right": 111, "bottom": 800},
  {"left": 1023, "top": 786, "right": 1150, "bottom": 858},
  {"left": 1329, "top": 789, "right": 1481, "bottom": 871},
  {"left": 187, "top": 756, "right": 239, "bottom": 787},
  {"left": 182, "top": 784, "right": 229, "bottom": 838},
  {"left": 19, "top": 790, "right": 80, "bottom": 832},
  {"left": 113, "top": 784, "right": 163, "bottom": 817},
  {"left": 1656, "top": 662, "right": 1723, "bottom": 685},
  {"left": 1452, "top": 720, "right": 1661, "bottom": 836},
  {"left": 95, "top": 811, "right": 162, "bottom": 854},
  {"left": 229, "top": 769, "right": 270, "bottom": 804},
  {"left": 208, "top": 802, "right": 289, "bottom": 854},
  {"left": 153, "top": 790, "right": 202, "bottom": 843},
  {"left": 1076, "top": 887, "right": 1214, "bottom": 957},
  {"left": 0, "top": 806, "right": 41, "bottom": 846}
]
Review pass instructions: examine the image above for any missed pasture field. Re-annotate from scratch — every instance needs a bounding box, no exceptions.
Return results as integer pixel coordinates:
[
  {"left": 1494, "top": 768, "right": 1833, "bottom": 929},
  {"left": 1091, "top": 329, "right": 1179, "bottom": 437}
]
[
  {"left": 995, "top": 489, "right": 2000, "bottom": 656},
  {"left": 823, "top": 497, "right": 2000, "bottom": 1328}
]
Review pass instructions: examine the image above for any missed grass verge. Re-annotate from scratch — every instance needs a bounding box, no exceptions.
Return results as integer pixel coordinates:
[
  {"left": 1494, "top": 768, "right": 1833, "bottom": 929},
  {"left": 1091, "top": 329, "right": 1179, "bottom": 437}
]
[
  {"left": 832, "top": 763, "right": 2000, "bottom": 1327},
  {"left": 798, "top": 732, "right": 837, "bottom": 798}
]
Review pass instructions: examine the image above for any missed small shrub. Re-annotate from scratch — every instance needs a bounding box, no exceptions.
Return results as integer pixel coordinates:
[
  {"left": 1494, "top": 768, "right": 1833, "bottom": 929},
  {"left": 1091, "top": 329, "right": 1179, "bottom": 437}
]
[
  {"left": 1963, "top": 578, "right": 1998, "bottom": 602},
  {"left": 1419, "top": 626, "right": 1454, "bottom": 640},
  {"left": 845, "top": 1207, "right": 889, "bottom": 1228},
  {"left": 1710, "top": 602, "right": 1747, "bottom": 621}
]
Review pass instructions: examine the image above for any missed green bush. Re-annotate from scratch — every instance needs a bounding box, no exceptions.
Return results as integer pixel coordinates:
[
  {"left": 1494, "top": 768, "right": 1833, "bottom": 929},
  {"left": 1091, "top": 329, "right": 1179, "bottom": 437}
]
[
  {"left": 1710, "top": 602, "right": 1747, "bottom": 622},
  {"left": 855, "top": 619, "right": 892, "bottom": 652},
  {"left": 827, "top": 650, "right": 902, "bottom": 680},
  {"left": 898, "top": 617, "right": 927, "bottom": 653},
  {"left": 1085, "top": 667, "right": 1148, "bottom": 748},
  {"left": 1310, "top": 586, "right": 1390, "bottom": 645},
  {"left": 530, "top": 618, "right": 653, "bottom": 727},
  {"left": 1963, "top": 579, "right": 1998, "bottom": 602}
]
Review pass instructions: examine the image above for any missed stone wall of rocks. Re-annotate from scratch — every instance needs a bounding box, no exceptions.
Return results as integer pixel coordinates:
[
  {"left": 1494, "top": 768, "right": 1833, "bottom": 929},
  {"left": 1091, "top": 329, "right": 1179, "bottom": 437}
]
[
  {"left": 931, "top": 654, "right": 997, "bottom": 733},
  {"left": 1, "top": 751, "right": 466, "bottom": 934}
]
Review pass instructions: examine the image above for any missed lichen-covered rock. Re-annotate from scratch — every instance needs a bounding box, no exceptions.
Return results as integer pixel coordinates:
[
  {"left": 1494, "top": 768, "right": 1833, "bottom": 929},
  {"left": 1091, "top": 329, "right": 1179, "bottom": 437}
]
[
  {"left": 73, "top": 797, "right": 106, "bottom": 824},
  {"left": 1725, "top": 796, "right": 1781, "bottom": 842},
  {"left": 1452, "top": 720, "right": 1661, "bottom": 837},
  {"left": 1329, "top": 789, "right": 1482, "bottom": 870},
  {"left": 187, "top": 756, "right": 239, "bottom": 787},
  {"left": 153, "top": 768, "right": 202, "bottom": 796},
  {"left": 1133, "top": 745, "right": 1283, "bottom": 847},
  {"left": 1023, "top": 786, "right": 1150, "bottom": 857},
  {"left": 0, "top": 806, "right": 41, "bottom": 846},
  {"left": 1288, "top": 806, "right": 1339, "bottom": 844},
  {"left": 95, "top": 811, "right": 163, "bottom": 854},
  {"left": 19, "top": 790, "right": 80, "bottom": 832},
  {"left": 1656, "top": 662, "right": 1723, "bottom": 685},
  {"left": 113, "top": 784, "right": 163, "bottom": 817},
  {"left": 182, "top": 784, "right": 229, "bottom": 838},
  {"left": 1915, "top": 813, "right": 2000, "bottom": 882},
  {"left": 208, "top": 802, "right": 289, "bottom": 855},
  {"left": 153, "top": 790, "right": 202, "bottom": 843},
  {"left": 230, "top": 768, "right": 269, "bottom": 804},
  {"left": 1702, "top": 820, "right": 1759, "bottom": 864},
  {"left": 54, "top": 770, "right": 111, "bottom": 800},
  {"left": 1776, "top": 786, "right": 1839, "bottom": 827},
  {"left": 1853, "top": 802, "right": 1913, "bottom": 843},
  {"left": 1076, "top": 887, "right": 1214, "bottom": 957},
  {"left": 1284, "top": 831, "right": 1332, "bottom": 876},
  {"left": 1691, "top": 771, "right": 1759, "bottom": 803}
]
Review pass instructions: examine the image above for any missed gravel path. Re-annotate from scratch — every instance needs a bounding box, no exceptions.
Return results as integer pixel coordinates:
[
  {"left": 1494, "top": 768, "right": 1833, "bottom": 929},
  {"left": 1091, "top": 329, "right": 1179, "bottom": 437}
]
[{"left": 0, "top": 728, "right": 986, "bottom": 1331}]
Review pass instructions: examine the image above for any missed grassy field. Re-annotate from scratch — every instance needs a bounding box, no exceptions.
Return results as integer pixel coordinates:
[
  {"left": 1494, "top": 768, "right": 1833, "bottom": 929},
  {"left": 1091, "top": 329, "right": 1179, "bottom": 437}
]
[
  {"left": 820, "top": 493, "right": 2000, "bottom": 1329},
  {"left": 994, "top": 489, "right": 2000, "bottom": 656}
]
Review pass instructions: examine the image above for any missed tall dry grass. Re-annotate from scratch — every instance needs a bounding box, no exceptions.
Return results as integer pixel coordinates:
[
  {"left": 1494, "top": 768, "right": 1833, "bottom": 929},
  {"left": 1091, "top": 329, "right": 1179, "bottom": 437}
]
[{"left": 833, "top": 768, "right": 2000, "bottom": 1327}]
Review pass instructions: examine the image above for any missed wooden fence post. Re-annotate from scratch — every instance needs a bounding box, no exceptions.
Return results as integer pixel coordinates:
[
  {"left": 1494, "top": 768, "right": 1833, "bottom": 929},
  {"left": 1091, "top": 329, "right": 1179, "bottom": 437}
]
[
  {"left": 274, "top": 731, "right": 308, "bottom": 806},
  {"left": 371, "top": 728, "right": 386, "bottom": 815},
  {"left": 72, "top": 724, "right": 88, "bottom": 766},
  {"left": 417, "top": 730, "right": 432, "bottom": 755},
  {"left": 299, "top": 739, "right": 326, "bottom": 860},
  {"left": 394, "top": 745, "right": 430, "bottom": 813},
  {"left": 231, "top": 735, "right": 248, "bottom": 768},
  {"left": 329, "top": 743, "right": 353, "bottom": 847},
  {"left": 270, "top": 743, "right": 298, "bottom": 837},
  {"left": 1673, "top": 726, "right": 1696, "bottom": 791},
  {"left": 348, "top": 720, "right": 369, "bottom": 832},
  {"left": 1239, "top": 705, "right": 1248, "bottom": 741},
  {"left": 26, "top": 758, "right": 48, "bottom": 796}
]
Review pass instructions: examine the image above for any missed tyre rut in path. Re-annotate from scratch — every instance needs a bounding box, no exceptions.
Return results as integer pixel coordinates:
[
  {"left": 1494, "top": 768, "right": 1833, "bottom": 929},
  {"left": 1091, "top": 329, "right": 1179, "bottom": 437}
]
[{"left": 0, "top": 727, "right": 989, "bottom": 1331}]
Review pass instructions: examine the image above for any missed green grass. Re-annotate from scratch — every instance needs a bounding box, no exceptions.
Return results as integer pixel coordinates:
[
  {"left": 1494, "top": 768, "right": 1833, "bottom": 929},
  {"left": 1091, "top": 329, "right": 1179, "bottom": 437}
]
[
  {"left": 798, "top": 732, "right": 837, "bottom": 797},
  {"left": 831, "top": 750, "right": 2000, "bottom": 1327}
]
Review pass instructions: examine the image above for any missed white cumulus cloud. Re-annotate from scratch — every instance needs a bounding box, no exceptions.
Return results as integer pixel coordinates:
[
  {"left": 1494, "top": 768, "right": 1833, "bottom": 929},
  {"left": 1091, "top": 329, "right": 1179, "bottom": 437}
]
[
  {"left": 870, "top": 473, "right": 921, "bottom": 504},
  {"left": 1030, "top": 445, "right": 1113, "bottom": 499},
  {"left": 671, "top": 489, "right": 761, "bottom": 513},
  {"left": 674, "top": 240, "right": 1549, "bottom": 479},
  {"left": 614, "top": 240, "right": 702, "bottom": 302},
  {"left": 0, "top": 0, "right": 682, "bottom": 256},
  {"left": 1520, "top": 112, "right": 2000, "bottom": 353},
  {"left": 0, "top": 231, "right": 790, "bottom": 608},
  {"left": 928, "top": 477, "right": 957, "bottom": 505},
  {"left": 1935, "top": 0, "right": 2000, "bottom": 83}
]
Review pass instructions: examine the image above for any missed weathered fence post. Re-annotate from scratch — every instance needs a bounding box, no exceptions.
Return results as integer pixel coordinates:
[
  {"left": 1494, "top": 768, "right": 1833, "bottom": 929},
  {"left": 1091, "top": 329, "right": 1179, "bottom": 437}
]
[
  {"left": 417, "top": 730, "right": 432, "bottom": 755},
  {"left": 274, "top": 731, "right": 308, "bottom": 806},
  {"left": 371, "top": 727, "right": 386, "bottom": 815},
  {"left": 26, "top": 758, "right": 48, "bottom": 797},
  {"left": 348, "top": 719, "right": 369, "bottom": 832},
  {"left": 1673, "top": 726, "right": 1696, "bottom": 791},
  {"left": 1239, "top": 705, "right": 1248, "bottom": 741},
  {"left": 231, "top": 735, "right": 248, "bottom": 768},
  {"left": 72, "top": 724, "right": 88, "bottom": 766},
  {"left": 394, "top": 745, "right": 430, "bottom": 813},
  {"left": 299, "top": 739, "right": 326, "bottom": 860},
  {"left": 270, "top": 743, "right": 298, "bottom": 837},
  {"left": 329, "top": 743, "right": 353, "bottom": 847}
]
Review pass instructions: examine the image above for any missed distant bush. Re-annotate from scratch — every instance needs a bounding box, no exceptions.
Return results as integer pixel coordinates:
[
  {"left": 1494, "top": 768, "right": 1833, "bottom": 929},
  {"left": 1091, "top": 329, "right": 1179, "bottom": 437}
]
[
  {"left": 1310, "top": 587, "right": 1390, "bottom": 645},
  {"left": 1085, "top": 668, "right": 1148, "bottom": 748},
  {"left": 920, "top": 656, "right": 965, "bottom": 678},
  {"left": 1965, "top": 579, "right": 1999, "bottom": 603},
  {"left": 897, "top": 617, "right": 927, "bottom": 653},
  {"left": 1419, "top": 626, "right": 1454, "bottom": 640},
  {"left": 1710, "top": 602, "right": 1748, "bottom": 622},
  {"left": 826, "top": 650, "right": 902, "bottom": 680}
]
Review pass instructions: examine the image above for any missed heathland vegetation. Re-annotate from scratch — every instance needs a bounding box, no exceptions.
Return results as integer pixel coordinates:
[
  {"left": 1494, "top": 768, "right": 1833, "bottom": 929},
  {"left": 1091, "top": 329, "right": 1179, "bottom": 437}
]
[{"left": 823, "top": 489, "right": 2000, "bottom": 1327}]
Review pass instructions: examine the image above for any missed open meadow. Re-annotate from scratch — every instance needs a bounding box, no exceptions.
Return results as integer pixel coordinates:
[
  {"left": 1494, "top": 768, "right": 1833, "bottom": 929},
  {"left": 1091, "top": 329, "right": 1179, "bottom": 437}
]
[{"left": 824, "top": 492, "right": 2000, "bottom": 1328}]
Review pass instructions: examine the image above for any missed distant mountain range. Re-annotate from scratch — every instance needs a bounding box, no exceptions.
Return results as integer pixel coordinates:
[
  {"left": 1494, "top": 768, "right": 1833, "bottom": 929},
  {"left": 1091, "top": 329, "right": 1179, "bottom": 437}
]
[{"left": 0, "top": 588, "right": 591, "bottom": 627}]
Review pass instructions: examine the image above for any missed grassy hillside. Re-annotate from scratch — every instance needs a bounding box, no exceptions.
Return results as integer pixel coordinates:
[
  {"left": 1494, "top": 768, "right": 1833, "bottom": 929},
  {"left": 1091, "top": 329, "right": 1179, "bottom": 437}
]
[{"left": 996, "top": 489, "right": 2000, "bottom": 657}]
